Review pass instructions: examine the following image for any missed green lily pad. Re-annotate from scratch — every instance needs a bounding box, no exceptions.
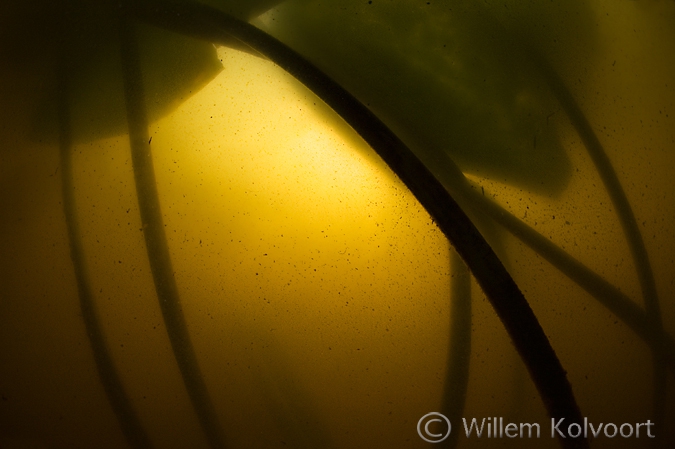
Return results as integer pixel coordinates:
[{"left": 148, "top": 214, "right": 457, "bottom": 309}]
[
  {"left": 259, "top": 0, "right": 596, "bottom": 195},
  {"left": 27, "top": 0, "right": 284, "bottom": 143}
]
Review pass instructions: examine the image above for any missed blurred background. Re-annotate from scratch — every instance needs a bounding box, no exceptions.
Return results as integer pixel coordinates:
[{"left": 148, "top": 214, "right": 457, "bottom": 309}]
[{"left": 0, "top": 1, "right": 673, "bottom": 448}]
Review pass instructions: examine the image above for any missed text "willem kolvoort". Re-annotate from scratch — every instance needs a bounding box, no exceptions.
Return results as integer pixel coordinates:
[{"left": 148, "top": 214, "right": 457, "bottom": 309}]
[
  {"left": 416, "top": 413, "right": 655, "bottom": 443},
  {"left": 464, "top": 417, "right": 655, "bottom": 439}
]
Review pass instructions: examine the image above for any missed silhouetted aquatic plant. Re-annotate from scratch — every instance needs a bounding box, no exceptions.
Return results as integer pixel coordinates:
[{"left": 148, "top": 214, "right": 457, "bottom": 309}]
[
  {"left": 21, "top": 0, "right": 673, "bottom": 448},
  {"left": 126, "top": 2, "right": 588, "bottom": 448},
  {"left": 55, "top": 14, "right": 154, "bottom": 448},
  {"left": 45, "top": 2, "right": 279, "bottom": 448}
]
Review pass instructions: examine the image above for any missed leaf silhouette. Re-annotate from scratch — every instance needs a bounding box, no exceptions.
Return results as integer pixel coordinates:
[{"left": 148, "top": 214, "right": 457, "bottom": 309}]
[
  {"left": 0, "top": 0, "right": 282, "bottom": 143},
  {"left": 257, "top": 0, "right": 597, "bottom": 195}
]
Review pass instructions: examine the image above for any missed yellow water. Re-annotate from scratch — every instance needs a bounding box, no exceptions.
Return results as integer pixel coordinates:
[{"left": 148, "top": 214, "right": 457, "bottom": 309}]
[{"left": 1, "top": 1, "right": 674, "bottom": 448}]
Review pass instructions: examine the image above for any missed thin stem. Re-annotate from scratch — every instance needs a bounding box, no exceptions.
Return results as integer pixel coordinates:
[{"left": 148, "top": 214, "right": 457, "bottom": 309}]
[
  {"left": 421, "top": 142, "right": 675, "bottom": 370},
  {"left": 457, "top": 180, "right": 675, "bottom": 370},
  {"left": 484, "top": 186, "right": 675, "bottom": 360},
  {"left": 116, "top": 11, "right": 227, "bottom": 449},
  {"left": 440, "top": 251, "right": 472, "bottom": 449},
  {"left": 533, "top": 51, "right": 667, "bottom": 441},
  {"left": 57, "top": 24, "right": 153, "bottom": 449},
  {"left": 127, "top": 2, "right": 588, "bottom": 447}
]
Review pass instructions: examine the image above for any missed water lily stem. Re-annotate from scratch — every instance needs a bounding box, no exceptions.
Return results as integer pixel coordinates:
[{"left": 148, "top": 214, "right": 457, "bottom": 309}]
[
  {"left": 57, "top": 23, "right": 153, "bottom": 447},
  {"left": 533, "top": 51, "right": 667, "bottom": 440},
  {"left": 128, "top": 2, "right": 588, "bottom": 447},
  {"left": 441, "top": 251, "right": 472, "bottom": 449},
  {"left": 117, "top": 12, "right": 227, "bottom": 449}
]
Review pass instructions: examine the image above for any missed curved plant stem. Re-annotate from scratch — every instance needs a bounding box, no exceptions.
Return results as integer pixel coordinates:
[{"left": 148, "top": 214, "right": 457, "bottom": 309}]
[
  {"left": 424, "top": 150, "right": 675, "bottom": 371},
  {"left": 128, "top": 2, "right": 588, "bottom": 447},
  {"left": 458, "top": 183, "right": 675, "bottom": 370},
  {"left": 117, "top": 12, "right": 227, "bottom": 449},
  {"left": 401, "top": 105, "right": 675, "bottom": 386},
  {"left": 532, "top": 51, "right": 667, "bottom": 440},
  {"left": 441, "top": 251, "right": 472, "bottom": 449},
  {"left": 57, "top": 29, "right": 153, "bottom": 449}
]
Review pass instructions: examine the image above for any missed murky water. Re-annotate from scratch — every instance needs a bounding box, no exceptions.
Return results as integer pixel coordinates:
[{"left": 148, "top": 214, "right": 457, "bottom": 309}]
[{"left": 1, "top": 1, "right": 673, "bottom": 448}]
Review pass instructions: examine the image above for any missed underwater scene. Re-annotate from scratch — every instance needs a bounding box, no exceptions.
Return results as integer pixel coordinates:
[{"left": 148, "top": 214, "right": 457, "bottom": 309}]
[{"left": 0, "top": 1, "right": 673, "bottom": 448}]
